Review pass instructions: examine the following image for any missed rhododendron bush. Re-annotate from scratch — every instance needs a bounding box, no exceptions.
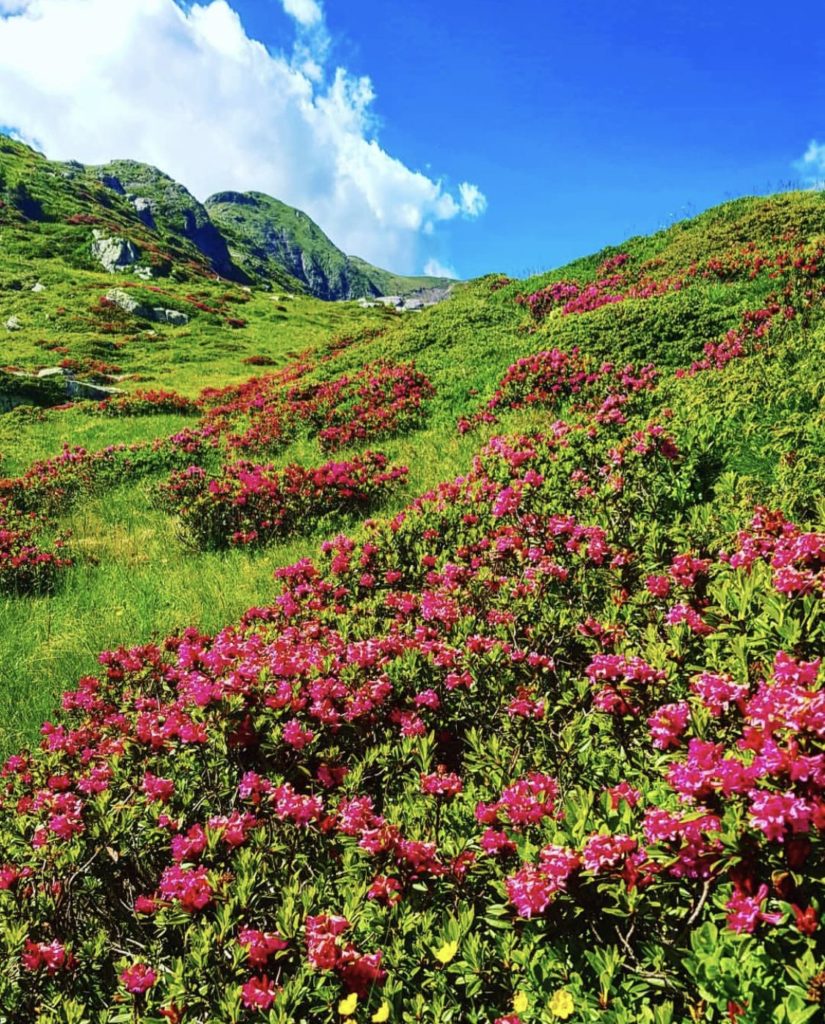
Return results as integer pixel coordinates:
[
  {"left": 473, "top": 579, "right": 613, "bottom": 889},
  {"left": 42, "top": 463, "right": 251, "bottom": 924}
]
[
  {"left": 157, "top": 451, "right": 409, "bottom": 549},
  {"left": 89, "top": 389, "right": 200, "bottom": 418},
  {"left": 0, "top": 498, "right": 70, "bottom": 595},
  {"left": 200, "top": 360, "right": 434, "bottom": 456},
  {"left": 0, "top": 347, "right": 822, "bottom": 1024}
]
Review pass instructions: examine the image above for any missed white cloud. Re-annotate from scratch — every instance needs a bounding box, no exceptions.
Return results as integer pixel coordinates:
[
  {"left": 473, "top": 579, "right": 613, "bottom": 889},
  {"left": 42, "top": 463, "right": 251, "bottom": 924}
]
[
  {"left": 423, "top": 258, "right": 458, "bottom": 279},
  {"left": 796, "top": 139, "right": 825, "bottom": 185},
  {"left": 458, "top": 181, "right": 487, "bottom": 217},
  {"left": 281, "top": 0, "right": 322, "bottom": 27},
  {"left": 0, "top": 0, "right": 485, "bottom": 273}
]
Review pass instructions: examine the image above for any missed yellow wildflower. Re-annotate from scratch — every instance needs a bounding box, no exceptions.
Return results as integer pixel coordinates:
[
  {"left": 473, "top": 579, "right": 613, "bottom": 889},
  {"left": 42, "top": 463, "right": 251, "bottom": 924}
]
[
  {"left": 549, "top": 988, "right": 574, "bottom": 1019},
  {"left": 338, "top": 992, "right": 358, "bottom": 1016},
  {"left": 434, "top": 940, "right": 458, "bottom": 964},
  {"left": 371, "top": 1002, "right": 390, "bottom": 1022},
  {"left": 513, "top": 991, "right": 529, "bottom": 1013}
]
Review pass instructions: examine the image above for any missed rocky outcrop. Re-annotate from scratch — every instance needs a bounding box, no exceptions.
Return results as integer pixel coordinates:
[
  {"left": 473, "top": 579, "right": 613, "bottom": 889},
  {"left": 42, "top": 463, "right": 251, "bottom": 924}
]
[
  {"left": 96, "top": 161, "right": 245, "bottom": 281},
  {"left": 355, "top": 285, "right": 454, "bottom": 311},
  {"left": 105, "top": 288, "right": 188, "bottom": 325},
  {"left": 0, "top": 368, "right": 121, "bottom": 411},
  {"left": 92, "top": 231, "right": 140, "bottom": 273},
  {"left": 132, "top": 197, "right": 156, "bottom": 230}
]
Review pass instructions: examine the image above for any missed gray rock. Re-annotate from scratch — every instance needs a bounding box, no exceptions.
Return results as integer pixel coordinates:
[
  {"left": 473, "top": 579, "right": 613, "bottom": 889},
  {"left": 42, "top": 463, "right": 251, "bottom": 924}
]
[
  {"left": 92, "top": 230, "right": 140, "bottom": 272},
  {"left": 66, "top": 379, "right": 123, "bottom": 401},
  {"left": 5, "top": 316, "right": 22, "bottom": 331},
  {"left": 31, "top": 282, "right": 46, "bottom": 293},
  {"left": 37, "top": 367, "right": 67, "bottom": 379},
  {"left": 132, "top": 196, "right": 156, "bottom": 230},
  {"left": 105, "top": 289, "right": 187, "bottom": 325},
  {"left": 133, "top": 266, "right": 154, "bottom": 280},
  {"left": 151, "top": 307, "right": 188, "bottom": 326},
  {"left": 106, "top": 288, "right": 151, "bottom": 318}
]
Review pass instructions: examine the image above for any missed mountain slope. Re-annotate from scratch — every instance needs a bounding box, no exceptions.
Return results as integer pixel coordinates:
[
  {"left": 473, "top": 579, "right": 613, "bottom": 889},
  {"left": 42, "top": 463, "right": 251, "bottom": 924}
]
[
  {"left": 0, "top": 136, "right": 220, "bottom": 280},
  {"left": 206, "top": 190, "right": 453, "bottom": 300},
  {"left": 0, "top": 135, "right": 453, "bottom": 300}
]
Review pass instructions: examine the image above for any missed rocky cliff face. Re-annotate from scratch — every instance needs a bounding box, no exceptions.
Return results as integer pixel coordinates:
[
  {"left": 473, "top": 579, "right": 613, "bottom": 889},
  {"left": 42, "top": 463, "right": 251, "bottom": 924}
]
[
  {"left": 206, "top": 191, "right": 378, "bottom": 300},
  {"left": 93, "top": 161, "right": 245, "bottom": 281}
]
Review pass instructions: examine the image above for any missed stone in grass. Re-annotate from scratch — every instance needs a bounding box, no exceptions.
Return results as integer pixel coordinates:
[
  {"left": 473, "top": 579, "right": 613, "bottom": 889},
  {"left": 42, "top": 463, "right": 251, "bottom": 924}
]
[
  {"left": 31, "top": 282, "right": 46, "bottom": 293},
  {"left": 151, "top": 307, "right": 188, "bottom": 326},
  {"left": 92, "top": 230, "right": 140, "bottom": 273},
  {"left": 106, "top": 289, "right": 188, "bottom": 326},
  {"left": 5, "top": 316, "right": 21, "bottom": 331}
]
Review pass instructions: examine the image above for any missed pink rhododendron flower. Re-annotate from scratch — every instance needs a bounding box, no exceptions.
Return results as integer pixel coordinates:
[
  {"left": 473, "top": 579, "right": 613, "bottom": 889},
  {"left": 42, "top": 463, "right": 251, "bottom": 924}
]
[
  {"left": 120, "top": 963, "right": 157, "bottom": 994},
  {"left": 241, "top": 975, "right": 279, "bottom": 1010},
  {"left": 421, "top": 771, "right": 463, "bottom": 798},
  {"left": 22, "top": 939, "right": 73, "bottom": 973},
  {"left": 238, "top": 928, "right": 288, "bottom": 966},
  {"left": 648, "top": 702, "right": 691, "bottom": 749},
  {"left": 725, "top": 884, "right": 782, "bottom": 933},
  {"left": 505, "top": 864, "right": 554, "bottom": 918}
]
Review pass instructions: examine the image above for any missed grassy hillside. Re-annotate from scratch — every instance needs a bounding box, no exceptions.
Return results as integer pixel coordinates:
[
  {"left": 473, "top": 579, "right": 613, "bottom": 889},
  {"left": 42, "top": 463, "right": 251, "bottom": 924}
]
[{"left": 0, "top": 186, "right": 823, "bottom": 1022}]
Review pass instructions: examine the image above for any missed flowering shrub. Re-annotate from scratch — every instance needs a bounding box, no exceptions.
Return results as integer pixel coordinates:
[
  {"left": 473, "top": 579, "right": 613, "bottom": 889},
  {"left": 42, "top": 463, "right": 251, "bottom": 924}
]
[
  {"left": 199, "top": 361, "right": 435, "bottom": 455},
  {"left": 0, "top": 340, "right": 821, "bottom": 1022},
  {"left": 515, "top": 236, "right": 825, "bottom": 326},
  {"left": 0, "top": 431, "right": 212, "bottom": 518},
  {"left": 89, "top": 389, "right": 200, "bottom": 417},
  {"left": 2, "top": 194, "right": 825, "bottom": 1019},
  {"left": 514, "top": 264, "right": 689, "bottom": 321},
  {"left": 307, "top": 362, "right": 435, "bottom": 451},
  {"left": 0, "top": 499, "right": 71, "bottom": 595},
  {"left": 157, "top": 451, "right": 408, "bottom": 548},
  {"left": 458, "top": 347, "right": 657, "bottom": 432}
]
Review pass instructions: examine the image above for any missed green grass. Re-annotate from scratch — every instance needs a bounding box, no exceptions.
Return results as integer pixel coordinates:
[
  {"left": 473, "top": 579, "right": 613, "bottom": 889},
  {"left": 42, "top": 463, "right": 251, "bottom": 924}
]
[
  {"left": 2, "top": 166, "right": 825, "bottom": 759},
  {"left": 0, "top": 411, "right": 524, "bottom": 756}
]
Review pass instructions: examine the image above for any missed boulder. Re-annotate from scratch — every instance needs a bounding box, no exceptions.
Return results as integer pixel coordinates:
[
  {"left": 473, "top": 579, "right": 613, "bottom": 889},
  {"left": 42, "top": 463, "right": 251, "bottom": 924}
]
[
  {"left": 151, "top": 307, "right": 188, "bottom": 326},
  {"left": 106, "top": 288, "right": 153, "bottom": 319},
  {"left": 92, "top": 230, "right": 140, "bottom": 273},
  {"left": 31, "top": 282, "right": 46, "bottom": 293},
  {"left": 105, "top": 289, "right": 187, "bottom": 325},
  {"left": 66, "top": 379, "right": 123, "bottom": 401},
  {"left": 5, "top": 316, "right": 22, "bottom": 331}
]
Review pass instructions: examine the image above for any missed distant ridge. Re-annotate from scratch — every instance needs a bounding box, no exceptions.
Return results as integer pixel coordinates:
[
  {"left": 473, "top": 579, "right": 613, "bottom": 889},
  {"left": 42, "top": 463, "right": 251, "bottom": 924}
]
[{"left": 0, "top": 135, "right": 454, "bottom": 300}]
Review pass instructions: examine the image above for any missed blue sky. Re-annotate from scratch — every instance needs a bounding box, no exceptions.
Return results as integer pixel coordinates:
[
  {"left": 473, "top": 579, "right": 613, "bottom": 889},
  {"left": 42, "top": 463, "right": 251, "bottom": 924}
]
[
  {"left": 258, "top": 0, "right": 823, "bottom": 278},
  {"left": 0, "top": 0, "right": 823, "bottom": 279}
]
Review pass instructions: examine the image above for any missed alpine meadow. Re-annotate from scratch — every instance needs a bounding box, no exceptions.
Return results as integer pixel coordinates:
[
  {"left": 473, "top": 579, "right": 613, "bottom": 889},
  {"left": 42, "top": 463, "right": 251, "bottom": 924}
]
[{"left": 0, "top": 75, "right": 823, "bottom": 1024}]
